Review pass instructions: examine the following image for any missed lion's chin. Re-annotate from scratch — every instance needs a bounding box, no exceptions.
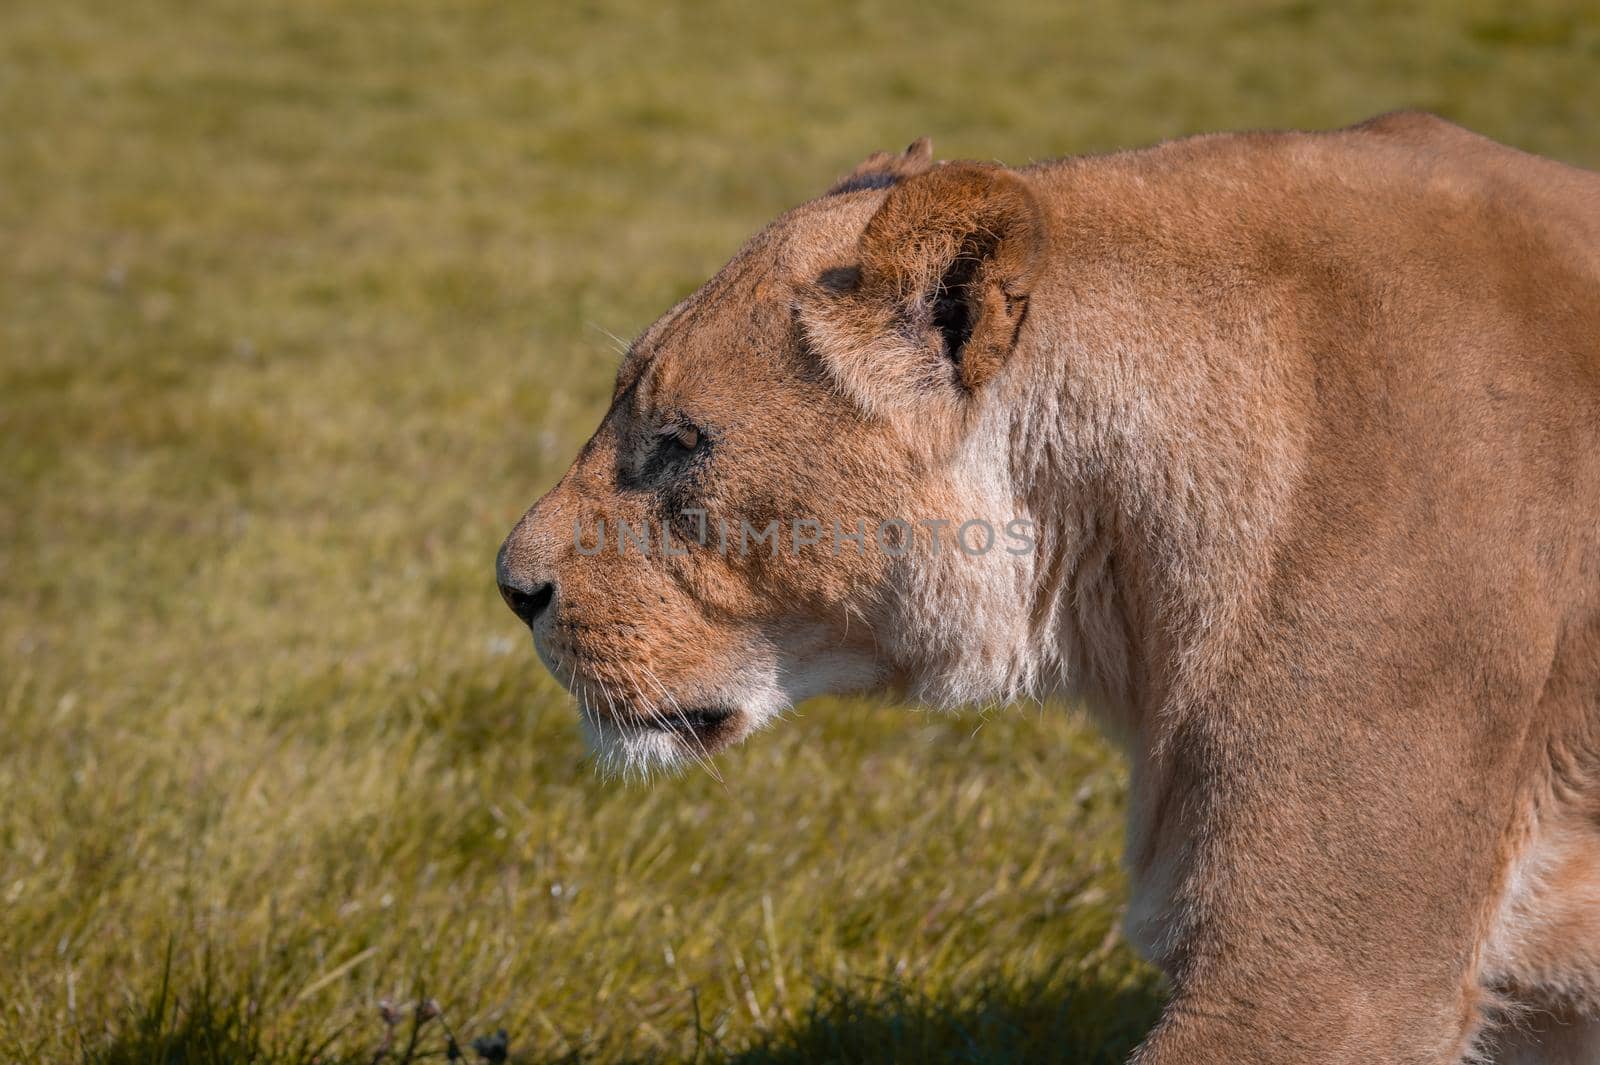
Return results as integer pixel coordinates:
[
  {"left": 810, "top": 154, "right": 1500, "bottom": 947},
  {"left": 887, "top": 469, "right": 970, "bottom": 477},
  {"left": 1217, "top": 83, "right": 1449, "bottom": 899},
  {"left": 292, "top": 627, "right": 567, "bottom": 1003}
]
[{"left": 580, "top": 705, "right": 751, "bottom": 778}]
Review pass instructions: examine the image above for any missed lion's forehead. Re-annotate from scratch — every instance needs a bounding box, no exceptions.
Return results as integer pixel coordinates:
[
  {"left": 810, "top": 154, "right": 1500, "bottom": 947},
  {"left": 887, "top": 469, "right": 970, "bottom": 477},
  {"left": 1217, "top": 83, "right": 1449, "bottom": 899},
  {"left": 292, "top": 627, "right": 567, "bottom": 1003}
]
[{"left": 615, "top": 192, "right": 886, "bottom": 399}]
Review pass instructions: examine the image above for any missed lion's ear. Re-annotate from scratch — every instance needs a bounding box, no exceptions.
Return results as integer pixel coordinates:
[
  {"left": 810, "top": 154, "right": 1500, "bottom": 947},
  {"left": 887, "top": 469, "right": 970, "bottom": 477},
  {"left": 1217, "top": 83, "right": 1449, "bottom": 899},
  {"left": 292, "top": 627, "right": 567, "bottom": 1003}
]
[
  {"left": 826, "top": 137, "right": 934, "bottom": 195},
  {"left": 800, "top": 163, "right": 1044, "bottom": 410}
]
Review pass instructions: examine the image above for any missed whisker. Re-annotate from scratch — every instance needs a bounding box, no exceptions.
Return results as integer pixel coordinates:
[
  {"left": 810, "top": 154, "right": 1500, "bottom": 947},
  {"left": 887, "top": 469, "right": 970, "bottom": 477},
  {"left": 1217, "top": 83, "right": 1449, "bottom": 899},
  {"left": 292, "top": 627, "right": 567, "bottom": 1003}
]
[
  {"left": 627, "top": 660, "right": 722, "bottom": 784},
  {"left": 585, "top": 321, "right": 632, "bottom": 357},
  {"left": 638, "top": 661, "right": 725, "bottom": 785}
]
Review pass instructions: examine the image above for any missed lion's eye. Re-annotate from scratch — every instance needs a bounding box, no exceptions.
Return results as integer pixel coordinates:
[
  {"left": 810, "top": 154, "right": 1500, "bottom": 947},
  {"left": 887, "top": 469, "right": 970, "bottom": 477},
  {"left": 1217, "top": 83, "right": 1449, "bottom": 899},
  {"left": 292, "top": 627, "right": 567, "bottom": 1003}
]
[{"left": 651, "top": 420, "right": 705, "bottom": 467}]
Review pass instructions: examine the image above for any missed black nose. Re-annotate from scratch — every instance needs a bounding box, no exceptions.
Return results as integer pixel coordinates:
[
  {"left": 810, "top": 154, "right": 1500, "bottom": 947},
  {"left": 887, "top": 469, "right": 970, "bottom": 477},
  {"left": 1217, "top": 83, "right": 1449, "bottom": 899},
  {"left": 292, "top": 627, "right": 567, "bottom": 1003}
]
[{"left": 499, "top": 579, "right": 554, "bottom": 627}]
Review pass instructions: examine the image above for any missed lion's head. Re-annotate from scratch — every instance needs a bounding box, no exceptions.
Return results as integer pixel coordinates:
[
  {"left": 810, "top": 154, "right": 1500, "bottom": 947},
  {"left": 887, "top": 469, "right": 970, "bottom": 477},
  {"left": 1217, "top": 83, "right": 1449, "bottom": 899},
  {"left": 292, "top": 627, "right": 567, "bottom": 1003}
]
[{"left": 497, "top": 141, "right": 1059, "bottom": 773}]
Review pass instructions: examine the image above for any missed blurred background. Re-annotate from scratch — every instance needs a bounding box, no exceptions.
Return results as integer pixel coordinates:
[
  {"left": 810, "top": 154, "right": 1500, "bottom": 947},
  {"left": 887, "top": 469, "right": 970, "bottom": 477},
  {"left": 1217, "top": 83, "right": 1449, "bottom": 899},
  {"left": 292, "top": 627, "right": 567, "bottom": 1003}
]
[{"left": 3, "top": 2, "right": 1596, "bottom": 1061}]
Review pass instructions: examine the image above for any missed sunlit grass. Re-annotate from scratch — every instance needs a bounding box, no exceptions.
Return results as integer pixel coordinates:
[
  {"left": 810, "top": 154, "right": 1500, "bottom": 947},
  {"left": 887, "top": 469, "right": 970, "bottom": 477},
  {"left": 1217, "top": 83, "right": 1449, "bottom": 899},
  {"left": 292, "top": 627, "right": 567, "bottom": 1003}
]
[{"left": 2, "top": 0, "right": 1596, "bottom": 1061}]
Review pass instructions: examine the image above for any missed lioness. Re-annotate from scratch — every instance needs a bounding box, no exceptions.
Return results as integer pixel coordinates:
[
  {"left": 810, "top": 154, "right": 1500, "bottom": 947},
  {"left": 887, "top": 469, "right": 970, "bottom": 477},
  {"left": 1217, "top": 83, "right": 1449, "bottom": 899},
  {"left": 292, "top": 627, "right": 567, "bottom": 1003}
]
[{"left": 496, "top": 113, "right": 1600, "bottom": 1063}]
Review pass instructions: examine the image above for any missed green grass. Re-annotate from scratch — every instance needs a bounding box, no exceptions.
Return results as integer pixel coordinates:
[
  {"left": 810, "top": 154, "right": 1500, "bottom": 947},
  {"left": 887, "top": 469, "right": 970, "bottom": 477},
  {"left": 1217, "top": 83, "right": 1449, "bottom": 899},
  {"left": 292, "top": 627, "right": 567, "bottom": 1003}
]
[{"left": 2, "top": 1, "right": 1596, "bottom": 1061}]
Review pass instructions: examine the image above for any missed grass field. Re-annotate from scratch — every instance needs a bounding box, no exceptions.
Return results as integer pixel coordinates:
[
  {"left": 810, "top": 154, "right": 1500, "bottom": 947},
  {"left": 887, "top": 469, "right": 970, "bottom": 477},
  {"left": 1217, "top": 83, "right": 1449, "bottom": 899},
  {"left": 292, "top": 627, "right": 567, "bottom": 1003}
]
[{"left": 3, "top": 1, "right": 1598, "bottom": 1061}]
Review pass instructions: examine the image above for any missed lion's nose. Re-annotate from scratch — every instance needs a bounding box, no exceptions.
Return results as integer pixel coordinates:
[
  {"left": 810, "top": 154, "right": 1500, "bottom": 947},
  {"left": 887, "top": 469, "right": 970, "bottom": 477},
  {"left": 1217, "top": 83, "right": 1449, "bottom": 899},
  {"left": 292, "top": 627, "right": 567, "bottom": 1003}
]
[
  {"left": 496, "top": 535, "right": 557, "bottom": 628},
  {"left": 499, "top": 576, "right": 555, "bottom": 627}
]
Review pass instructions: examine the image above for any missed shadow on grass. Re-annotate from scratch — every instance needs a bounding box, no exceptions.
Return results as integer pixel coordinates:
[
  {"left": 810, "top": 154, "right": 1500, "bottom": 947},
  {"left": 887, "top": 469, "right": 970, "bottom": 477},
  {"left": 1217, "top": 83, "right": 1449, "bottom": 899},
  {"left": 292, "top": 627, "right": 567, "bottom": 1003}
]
[
  {"left": 688, "top": 974, "right": 1164, "bottom": 1065},
  {"left": 74, "top": 963, "right": 1162, "bottom": 1065}
]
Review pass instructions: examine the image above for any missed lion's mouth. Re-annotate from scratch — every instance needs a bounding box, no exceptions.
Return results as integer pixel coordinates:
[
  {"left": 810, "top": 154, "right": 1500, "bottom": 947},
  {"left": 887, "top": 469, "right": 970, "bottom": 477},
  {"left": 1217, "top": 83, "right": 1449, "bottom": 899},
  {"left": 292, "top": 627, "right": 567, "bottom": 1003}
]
[{"left": 639, "top": 705, "right": 737, "bottom": 739}]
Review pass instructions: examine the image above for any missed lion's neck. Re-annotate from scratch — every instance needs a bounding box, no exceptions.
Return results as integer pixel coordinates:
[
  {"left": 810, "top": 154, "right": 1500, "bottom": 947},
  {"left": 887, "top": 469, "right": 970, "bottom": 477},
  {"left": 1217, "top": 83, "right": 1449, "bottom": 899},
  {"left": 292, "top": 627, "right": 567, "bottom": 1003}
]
[{"left": 1001, "top": 310, "right": 1297, "bottom": 746}]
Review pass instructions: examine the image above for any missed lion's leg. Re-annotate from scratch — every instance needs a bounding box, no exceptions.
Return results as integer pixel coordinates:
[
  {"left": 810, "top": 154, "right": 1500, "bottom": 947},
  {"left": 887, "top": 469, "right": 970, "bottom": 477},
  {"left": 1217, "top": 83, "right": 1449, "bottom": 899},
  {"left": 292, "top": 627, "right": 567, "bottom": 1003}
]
[
  {"left": 1122, "top": 849, "right": 1498, "bottom": 1061},
  {"left": 1128, "top": 970, "right": 1482, "bottom": 1065},
  {"left": 1120, "top": 683, "right": 1538, "bottom": 1063}
]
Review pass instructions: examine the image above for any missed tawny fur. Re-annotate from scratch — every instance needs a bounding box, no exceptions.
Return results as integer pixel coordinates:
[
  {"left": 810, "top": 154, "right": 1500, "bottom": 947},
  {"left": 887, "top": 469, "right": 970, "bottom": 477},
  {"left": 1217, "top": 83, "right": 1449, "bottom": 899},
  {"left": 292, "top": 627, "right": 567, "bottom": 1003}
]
[{"left": 498, "top": 113, "right": 1600, "bottom": 1062}]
